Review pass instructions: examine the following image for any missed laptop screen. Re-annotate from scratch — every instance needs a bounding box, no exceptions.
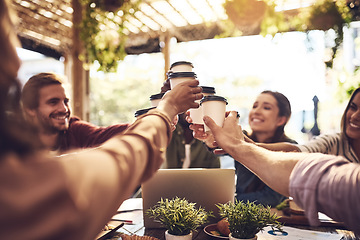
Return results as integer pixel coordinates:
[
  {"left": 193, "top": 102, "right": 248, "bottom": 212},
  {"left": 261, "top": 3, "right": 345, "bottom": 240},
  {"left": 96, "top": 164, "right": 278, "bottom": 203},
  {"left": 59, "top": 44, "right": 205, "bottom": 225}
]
[{"left": 141, "top": 168, "right": 235, "bottom": 228}]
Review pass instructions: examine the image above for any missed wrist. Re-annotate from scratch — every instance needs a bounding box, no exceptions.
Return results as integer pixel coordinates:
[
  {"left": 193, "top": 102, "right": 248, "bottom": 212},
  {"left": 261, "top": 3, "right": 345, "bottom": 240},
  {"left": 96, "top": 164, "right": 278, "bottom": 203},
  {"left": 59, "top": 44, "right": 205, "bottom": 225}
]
[
  {"left": 157, "top": 99, "right": 178, "bottom": 121},
  {"left": 227, "top": 140, "right": 253, "bottom": 162},
  {"left": 138, "top": 108, "right": 173, "bottom": 138}
]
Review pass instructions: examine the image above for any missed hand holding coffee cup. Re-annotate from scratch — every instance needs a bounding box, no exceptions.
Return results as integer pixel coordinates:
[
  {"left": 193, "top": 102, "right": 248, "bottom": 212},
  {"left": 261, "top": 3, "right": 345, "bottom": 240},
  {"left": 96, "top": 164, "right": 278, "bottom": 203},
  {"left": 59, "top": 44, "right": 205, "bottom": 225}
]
[
  {"left": 162, "top": 62, "right": 193, "bottom": 93},
  {"left": 189, "top": 86, "right": 216, "bottom": 125},
  {"left": 157, "top": 79, "right": 203, "bottom": 121},
  {"left": 168, "top": 72, "right": 197, "bottom": 89},
  {"left": 167, "top": 61, "right": 197, "bottom": 90},
  {"left": 200, "top": 95, "right": 228, "bottom": 133},
  {"left": 203, "top": 111, "right": 244, "bottom": 155},
  {"left": 186, "top": 113, "right": 218, "bottom": 149}
]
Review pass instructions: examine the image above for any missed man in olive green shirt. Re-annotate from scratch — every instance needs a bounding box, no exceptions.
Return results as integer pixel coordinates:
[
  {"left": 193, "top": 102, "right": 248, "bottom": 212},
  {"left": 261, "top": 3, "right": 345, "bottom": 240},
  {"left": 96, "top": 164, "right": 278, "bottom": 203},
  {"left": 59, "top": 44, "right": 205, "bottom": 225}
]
[{"left": 165, "top": 113, "right": 220, "bottom": 168}]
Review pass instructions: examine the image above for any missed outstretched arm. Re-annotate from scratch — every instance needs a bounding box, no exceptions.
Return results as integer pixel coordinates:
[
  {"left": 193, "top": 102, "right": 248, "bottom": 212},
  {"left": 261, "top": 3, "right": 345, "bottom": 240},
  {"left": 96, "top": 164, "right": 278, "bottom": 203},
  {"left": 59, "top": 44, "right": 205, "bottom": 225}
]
[
  {"left": 255, "top": 142, "right": 300, "bottom": 152},
  {"left": 204, "top": 111, "right": 360, "bottom": 235},
  {"left": 2, "top": 79, "right": 203, "bottom": 240},
  {"left": 203, "top": 111, "right": 299, "bottom": 196},
  {"left": 187, "top": 111, "right": 300, "bottom": 153}
]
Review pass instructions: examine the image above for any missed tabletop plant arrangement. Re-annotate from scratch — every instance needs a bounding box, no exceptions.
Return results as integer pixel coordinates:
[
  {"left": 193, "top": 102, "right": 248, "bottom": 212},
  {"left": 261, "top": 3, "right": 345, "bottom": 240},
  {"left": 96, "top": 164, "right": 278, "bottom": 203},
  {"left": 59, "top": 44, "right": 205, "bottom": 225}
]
[
  {"left": 217, "top": 200, "right": 283, "bottom": 240},
  {"left": 146, "top": 197, "right": 212, "bottom": 240}
]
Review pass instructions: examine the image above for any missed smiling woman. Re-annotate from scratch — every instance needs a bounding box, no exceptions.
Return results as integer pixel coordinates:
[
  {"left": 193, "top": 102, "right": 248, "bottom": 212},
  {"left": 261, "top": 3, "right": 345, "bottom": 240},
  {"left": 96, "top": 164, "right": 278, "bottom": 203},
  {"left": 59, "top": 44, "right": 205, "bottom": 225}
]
[
  {"left": 233, "top": 88, "right": 360, "bottom": 206},
  {"left": 345, "top": 88, "right": 360, "bottom": 141},
  {"left": 237, "top": 87, "right": 360, "bottom": 164},
  {"left": 248, "top": 90, "right": 293, "bottom": 143},
  {"left": 234, "top": 90, "right": 297, "bottom": 207},
  {"left": 294, "top": 87, "right": 360, "bottom": 163}
]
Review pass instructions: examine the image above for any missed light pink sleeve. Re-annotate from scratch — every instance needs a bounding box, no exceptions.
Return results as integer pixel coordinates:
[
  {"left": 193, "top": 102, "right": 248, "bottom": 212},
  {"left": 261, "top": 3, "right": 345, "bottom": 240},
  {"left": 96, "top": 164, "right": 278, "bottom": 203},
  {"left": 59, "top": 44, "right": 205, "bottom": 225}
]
[{"left": 289, "top": 153, "right": 360, "bottom": 235}]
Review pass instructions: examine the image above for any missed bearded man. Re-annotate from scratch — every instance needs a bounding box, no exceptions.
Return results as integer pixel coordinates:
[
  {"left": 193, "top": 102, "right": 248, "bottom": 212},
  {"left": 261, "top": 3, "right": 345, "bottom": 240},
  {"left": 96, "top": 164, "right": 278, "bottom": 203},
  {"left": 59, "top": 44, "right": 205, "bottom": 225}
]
[{"left": 21, "top": 72, "right": 130, "bottom": 153}]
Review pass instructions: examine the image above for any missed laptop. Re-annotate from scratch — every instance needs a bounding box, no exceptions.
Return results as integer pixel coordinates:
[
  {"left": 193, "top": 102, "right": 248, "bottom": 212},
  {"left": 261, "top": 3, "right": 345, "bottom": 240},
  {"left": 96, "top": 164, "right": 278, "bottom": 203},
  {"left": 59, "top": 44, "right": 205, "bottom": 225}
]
[{"left": 141, "top": 168, "right": 235, "bottom": 228}]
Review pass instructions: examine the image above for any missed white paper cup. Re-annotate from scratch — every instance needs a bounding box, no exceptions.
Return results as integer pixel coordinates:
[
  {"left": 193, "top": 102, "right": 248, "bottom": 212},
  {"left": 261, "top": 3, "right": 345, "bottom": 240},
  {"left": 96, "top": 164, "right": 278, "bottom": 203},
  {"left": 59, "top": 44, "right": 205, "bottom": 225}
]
[
  {"left": 200, "top": 95, "right": 228, "bottom": 133},
  {"left": 189, "top": 86, "right": 216, "bottom": 125},
  {"left": 168, "top": 72, "right": 197, "bottom": 89},
  {"left": 149, "top": 92, "right": 164, "bottom": 107},
  {"left": 170, "top": 61, "right": 194, "bottom": 72},
  {"left": 170, "top": 77, "right": 195, "bottom": 89},
  {"left": 189, "top": 99, "right": 203, "bottom": 124}
]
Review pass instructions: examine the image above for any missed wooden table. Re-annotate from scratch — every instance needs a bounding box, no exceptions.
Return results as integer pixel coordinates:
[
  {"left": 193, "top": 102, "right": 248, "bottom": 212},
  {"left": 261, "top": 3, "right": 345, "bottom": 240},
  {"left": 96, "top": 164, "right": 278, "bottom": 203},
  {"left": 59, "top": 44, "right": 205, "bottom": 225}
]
[{"left": 105, "top": 198, "right": 355, "bottom": 240}]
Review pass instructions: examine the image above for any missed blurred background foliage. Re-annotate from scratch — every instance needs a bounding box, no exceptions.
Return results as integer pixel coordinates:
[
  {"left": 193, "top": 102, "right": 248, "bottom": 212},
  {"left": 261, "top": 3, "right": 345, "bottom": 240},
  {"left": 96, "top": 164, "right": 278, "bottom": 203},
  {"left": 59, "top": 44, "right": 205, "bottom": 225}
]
[
  {"left": 87, "top": 25, "right": 360, "bottom": 144},
  {"left": 89, "top": 53, "right": 165, "bottom": 125}
]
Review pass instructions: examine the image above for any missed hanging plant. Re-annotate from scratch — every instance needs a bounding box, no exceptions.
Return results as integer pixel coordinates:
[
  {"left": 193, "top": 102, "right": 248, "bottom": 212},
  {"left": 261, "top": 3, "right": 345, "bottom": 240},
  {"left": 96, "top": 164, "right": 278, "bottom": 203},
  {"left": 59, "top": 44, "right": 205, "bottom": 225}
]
[
  {"left": 259, "top": 1, "right": 291, "bottom": 37},
  {"left": 303, "top": 0, "right": 352, "bottom": 31},
  {"left": 79, "top": 0, "right": 141, "bottom": 72},
  {"left": 223, "top": 0, "right": 270, "bottom": 35},
  {"left": 295, "top": 0, "right": 352, "bottom": 68},
  {"left": 222, "top": 0, "right": 354, "bottom": 68}
]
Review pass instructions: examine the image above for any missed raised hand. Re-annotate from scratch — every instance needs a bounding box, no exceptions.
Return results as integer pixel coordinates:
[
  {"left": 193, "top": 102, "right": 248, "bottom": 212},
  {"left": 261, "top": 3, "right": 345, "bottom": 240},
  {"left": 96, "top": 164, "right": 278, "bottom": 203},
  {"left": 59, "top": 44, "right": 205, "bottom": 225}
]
[
  {"left": 157, "top": 79, "right": 203, "bottom": 121},
  {"left": 202, "top": 111, "right": 244, "bottom": 155}
]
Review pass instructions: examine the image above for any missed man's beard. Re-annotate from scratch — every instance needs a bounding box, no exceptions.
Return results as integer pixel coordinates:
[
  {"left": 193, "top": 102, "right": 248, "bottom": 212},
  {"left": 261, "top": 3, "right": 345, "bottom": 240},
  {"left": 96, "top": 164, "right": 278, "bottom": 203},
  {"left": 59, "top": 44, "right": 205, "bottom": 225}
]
[{"left": 36, "top": 111, "right": 70, "bottom": 134}]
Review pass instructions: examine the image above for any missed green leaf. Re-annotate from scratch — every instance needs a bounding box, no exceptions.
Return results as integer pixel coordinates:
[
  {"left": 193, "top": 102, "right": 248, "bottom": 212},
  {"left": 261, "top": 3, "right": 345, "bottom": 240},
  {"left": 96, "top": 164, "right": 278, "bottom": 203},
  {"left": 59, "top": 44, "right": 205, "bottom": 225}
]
[
  {"left": 146, "top": 197, "right": 212, "bottom": 236},
  {"left": 216, "top": 200, "right": 283, "bottom": 239}
]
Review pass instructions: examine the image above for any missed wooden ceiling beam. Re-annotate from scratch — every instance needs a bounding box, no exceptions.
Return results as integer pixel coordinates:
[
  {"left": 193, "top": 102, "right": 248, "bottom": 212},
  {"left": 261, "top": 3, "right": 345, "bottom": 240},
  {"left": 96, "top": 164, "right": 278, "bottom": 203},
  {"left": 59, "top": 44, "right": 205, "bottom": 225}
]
[
  {"left": 143, "top": 1, "right": 175, "bottom": 29},
  {"left": 134, "top": 9, "right": 162, "bottom": 31},
  {"left": 17, "top": 12, "right": 71, "bottom": 36},
  {"left": 165, "top": 1, "right": 190, "bottom": 26},
  {"left": 12, "top": 0, "right": 72, "bottom": 26},
  {"left": 205, "top": 0, "right": 224, "bottom": 20},
  {"left": 186, "top": 0, "right": 206, "bottom": 23}
]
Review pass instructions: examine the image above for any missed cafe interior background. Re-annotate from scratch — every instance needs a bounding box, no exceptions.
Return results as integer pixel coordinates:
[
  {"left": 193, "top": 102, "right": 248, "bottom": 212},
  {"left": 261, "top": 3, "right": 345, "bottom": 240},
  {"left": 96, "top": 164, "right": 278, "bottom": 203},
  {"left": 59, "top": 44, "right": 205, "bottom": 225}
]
[{"left": 14, "top": 0, "right": 360, "bottom": 168}]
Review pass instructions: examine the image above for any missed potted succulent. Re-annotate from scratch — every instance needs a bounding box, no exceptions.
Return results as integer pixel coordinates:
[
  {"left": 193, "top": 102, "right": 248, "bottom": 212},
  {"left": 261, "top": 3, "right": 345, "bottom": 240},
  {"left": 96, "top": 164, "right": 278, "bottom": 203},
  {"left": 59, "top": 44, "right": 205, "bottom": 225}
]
[
  {"left": 146, "top": 197, "right": 212, "bottom": 240},
  {"left": 217, "top": 200, "right": 283, "bottom": 240}
]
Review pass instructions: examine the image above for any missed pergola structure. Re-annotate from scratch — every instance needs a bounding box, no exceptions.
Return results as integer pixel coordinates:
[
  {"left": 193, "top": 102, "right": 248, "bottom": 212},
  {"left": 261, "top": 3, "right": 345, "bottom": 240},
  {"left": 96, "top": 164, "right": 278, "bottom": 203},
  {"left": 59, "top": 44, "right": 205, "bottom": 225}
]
[{"left": 11, "top": 0, "right": 316, "bottom": 120}]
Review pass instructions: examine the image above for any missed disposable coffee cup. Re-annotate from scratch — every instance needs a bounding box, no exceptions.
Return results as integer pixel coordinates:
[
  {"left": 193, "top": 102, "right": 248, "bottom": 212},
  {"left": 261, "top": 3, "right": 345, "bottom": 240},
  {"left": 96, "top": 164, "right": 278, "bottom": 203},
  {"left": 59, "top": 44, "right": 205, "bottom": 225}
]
[
  {"left": 134, "top": 107, "right": 156, "bottom": 118},
  {"left": 200, "top": 95, "right": 228, "bottom": 133},
  {"left": 168, "top": 72, "right": 197, "bottom": 89},
  {"left": 149, "top": 92, "right": 165, "bottom": 107},
  {"left": 189, "top": 86, "right": 216, "bottom": 125},
  {"left": 170, "top": 61, "right": 194, "bottom": 73}
]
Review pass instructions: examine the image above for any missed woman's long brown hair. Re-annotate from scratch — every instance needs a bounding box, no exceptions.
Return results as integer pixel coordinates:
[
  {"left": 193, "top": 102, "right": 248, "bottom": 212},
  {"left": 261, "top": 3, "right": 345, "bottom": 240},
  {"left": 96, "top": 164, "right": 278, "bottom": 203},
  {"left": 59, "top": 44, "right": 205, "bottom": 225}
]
[{"left": 0, "top": 0, "right": 41, "bottom": 157}]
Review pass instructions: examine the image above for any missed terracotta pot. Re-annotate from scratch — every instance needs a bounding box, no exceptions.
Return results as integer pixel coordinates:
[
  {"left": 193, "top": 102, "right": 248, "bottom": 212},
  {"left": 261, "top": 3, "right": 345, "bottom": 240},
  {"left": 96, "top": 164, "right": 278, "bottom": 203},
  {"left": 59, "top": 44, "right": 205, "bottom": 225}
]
[
  {"left": 224, "top": 0, "right": 267, "bottom": 34},
  {"left": 96, "top": 0, "right": 126, "bottom": 12},
  {"left": 229, "top": 233, "right": 257, "bottom": 240},
  {"left": 165, "top": 230, "right": 192, "bottom": 240}
]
